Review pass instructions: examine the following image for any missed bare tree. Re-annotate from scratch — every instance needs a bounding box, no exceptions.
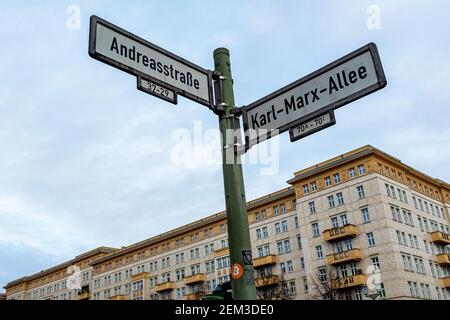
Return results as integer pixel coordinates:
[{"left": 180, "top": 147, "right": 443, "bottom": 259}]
[
  {"left": 256, "top": 273, "right": 295, "bottom": 300},
  {"left": 308, "top": 268, "right": 344, "bottom": 300}
]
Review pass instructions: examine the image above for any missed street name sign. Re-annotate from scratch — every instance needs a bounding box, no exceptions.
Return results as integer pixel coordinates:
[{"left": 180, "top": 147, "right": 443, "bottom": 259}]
[
  {"left": 137, "top": 76, "right": 177, "bottom": 104},
  {"left": 89, "top": 16, "right": 213, "bottom": 107},
  {"left": 242, "top": 43, "right": 386, "bottom": 150},
  {"left": 289, "top": 111, "right": 336, "bottom": 142}
]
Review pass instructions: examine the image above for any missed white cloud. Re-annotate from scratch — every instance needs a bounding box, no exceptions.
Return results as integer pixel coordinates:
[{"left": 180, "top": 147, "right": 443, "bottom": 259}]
[{"left": 0, "top": 194, "right": 92, "bottom": 256}]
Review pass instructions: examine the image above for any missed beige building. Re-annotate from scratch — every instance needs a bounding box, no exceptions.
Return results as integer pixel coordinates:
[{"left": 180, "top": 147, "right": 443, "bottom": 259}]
[{"left": 3, "top": 145, "right": 450, "bottom": 300}]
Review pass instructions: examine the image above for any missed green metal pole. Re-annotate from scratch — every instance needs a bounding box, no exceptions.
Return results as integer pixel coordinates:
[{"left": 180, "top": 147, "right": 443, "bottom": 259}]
[{"left": 213, "top": 48, "right": 257, "bottom": 300}]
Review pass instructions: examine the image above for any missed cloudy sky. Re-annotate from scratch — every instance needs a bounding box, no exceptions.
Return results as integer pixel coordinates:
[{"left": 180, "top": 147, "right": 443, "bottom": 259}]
[{"left": 1, "top": 0, "right": 449, "bottom": 290}]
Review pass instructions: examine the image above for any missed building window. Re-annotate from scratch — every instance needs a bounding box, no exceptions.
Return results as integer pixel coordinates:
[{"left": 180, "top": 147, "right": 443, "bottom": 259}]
[
  {"left": 309, "top": 201, "right": 316, "bottom": 214},
  {"left": 281, "top": 220, "right": 288, "bottom": 232},
  {"left": 277, "top": 241, "right": 284, "bottom": 254},
  {"left": 288, "top": 281, "right": 296, "bottom": 295},
  {"left": 300, "top": 257, "right": 305, "bottom": 269},
  {"left": 220, "top": 239, "right": 228, "bottom": 249},
  {"left": 325, "top": 176, "right": 331, "bottom": 187},
  {"left": 331, "top": 216, "right": 339, "bottom": 228},
  {"left": 273, "top": 206, "right": 279, "bottom": 216},
  {"left": 318, "top": 267, "right": 327, "bottom": 282},
  {"left": 333, "top": 173, "right": 341, "bottom": 184},
  {"left": 294, "top": 216, "right": 299, "bottom": 229},
  {"left": 371, "top": 256, "right": 380, "bottom": 272},
  {"left": 367, "top": 232, "right": 376, "bottom": 246},
  {"left": 357, "top": 185, "right": 365, "bottom": 199},
  {"left": 303, "top": 184, "right": 309, "bottom": 194},
  {"left": 275, "top": 223, "right": 281, "bottom": 234},
  {"left": 262, "top": 227, "right": 268, "bottom": 238},
  {"left": 402, "top": 190, "right": 408, "bottom": 203},
  {"left": 390, "top": 186, "right": 396, "bottom": 199},
  {"left": 336, "top": 192, "right": 344, "bottom": 206},
  {"left": 297, "top": 235, "right": 302, "bottom": 250},
  {"left": 280, "top": 262, "right": 286, "bottom": 274},
  {"left": 361, "top": 207, "right": 370, "bottom": 223},
  {"left": 205, "top": 260, "right": 215, "bottom": 273},
  {"left": 256, "top": 228, "right": 262, "bottom": 240},
  {"left": 190, "top": 264, "right": 201, "bottom": 275},
  {"left": 358, "top": 164, "right": 366, "bottom": 175},
  {"left": 280, "top": 203, "right": 286, "bottom": 214},
  {"left": 348, "top": 168, "right": 356, "bottom": 179},
  {"left": 176, "top": 269, "right": 185, "bottom": 281},
  {"left": 261, "top": 210, "right": 266, "bottom": 220},
  {"left": 377, "top": 283, "right": 386, "bottom": 298},
  {"left": 311, "top": 181, "right": 317, "bottom": 192},
  {"left": 312, "top": 223, "right": 320, "bottom": 237},
  {"left": 292, "top": 199, "right": 297, "bottom": 210},
  {"left": 255, "top": 212, "right": 260, "bottom": 222},
  {"left": 303, "top": 278, "right": 309, "bottom": 293},
  {"left": 284, "top": 239, "right": 291, "bottom": 253},
  {"left": 216, "top": 256, "right": 230, "bottom": 269},
  {"left": 316, "top": 245, "right": 324, "bottom": 259},
  {"left": 327, "top": 195, "right": 337, "bottom": 210}
]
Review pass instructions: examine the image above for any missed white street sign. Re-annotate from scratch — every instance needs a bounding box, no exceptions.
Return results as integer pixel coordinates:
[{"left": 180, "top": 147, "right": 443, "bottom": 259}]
[
  {"left": 242, "top": 43, "right": 386, "bottom": 149},
  {"left": 289, "top": 111, "right": 336, "bottom": 142},
  {"left": 89, "top": 16, "right": 213, "bottom": 107},
  {"left": 137, "top": 77, "right": 177, "bottom": 104}
]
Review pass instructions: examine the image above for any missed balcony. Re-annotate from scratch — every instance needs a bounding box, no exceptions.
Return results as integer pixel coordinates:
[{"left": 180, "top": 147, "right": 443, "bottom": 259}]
[
  {"left": 253, "top": 255, "right": 277, "bottom": 268},
  {"left": 430, "top": 231, "right": 450, "bottom": 245},
  {"left": 332, "top": 274, "right": 367, "bottom": 290},
  {"left": 323, "top": 224, "right": 358, "bottom": 242},
  {"left": 184, "top": 273, "right": 206, "bottom": 286},
  {"left": 110, "top": 295, "right": 127, "bottom": 300},
  {"left": 436, "top": 253, "right": 450, "bottom": 266},
  {"left": 326, "top": 248, "right": 362, "bottom": 266},
  {"left": 255, "top": 275, "right": 280, "bottom": 288},
  {"left": 214, "top": 247, "right": 230, "bottom": 257},
  {"left": 131, "top": 272, "right": 149, "bottom": 282},
  {"left": 77, "top": 291, "right": 90, "bottom": 300},
  {"left": 132, "top": 290, "right": 143, "bottom": 299},
  {"left": 155, "top": 281, "right": 175, "bottom": 292},
  {"left": 186, "top": 293, "right": 202, "bottom": 300},
  {"left": 442, "top": 277, "right": 450, "bottom": 288}
]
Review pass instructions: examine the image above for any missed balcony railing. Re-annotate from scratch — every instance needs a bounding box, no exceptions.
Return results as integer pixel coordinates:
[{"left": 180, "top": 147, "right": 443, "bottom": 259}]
[
  {"left": 132, "top": 290, "right": 143, "bottom": 298},
  {"left": 430, "top": 231, "right": 450, "bottom": 245},
  {"left": 77, "top": 291, "right": 90, "bottom": 300},
  {"left": 436, "top": 253, "right": 450, "bottom": 266},
  {"left": 255, "top": 275, "right": 280, "bottom": 288},
  {"left": 186, "top": 293, "right": 202, "bottom": 300},
  {"left": 110, "top": 295, "right": 127, "bottom": 300},
  {"left": 155, "top": 281, "right": 175, "bottom": 292},
  {"left": 131, "top": 272, "right": 149, "bottom": 282},
  {"left": 326, "top": 248, "right": 362, "bottom": 266},
  {"left": 184, "top": 273, "right": 206, "bottom": 285},
  {"left": 442, "top": 277, "right": 450, "bottom": 288},
  {"left": 323, "top": 224, "right": 358, "bottom": 242},
  {"left": 253, "top": 255, "right": 277, "bottom": 268},
  {"left": 332, "top": 274, "right": 367, "bottom": 290},
  {"left": 214, "top": 247, "right": 230, "bottom": 257}
]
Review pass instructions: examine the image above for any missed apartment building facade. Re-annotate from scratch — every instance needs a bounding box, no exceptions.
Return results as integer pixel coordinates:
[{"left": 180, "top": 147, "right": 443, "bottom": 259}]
[{"left": 4, "top": 145, "right": 450, "bottom": 300}]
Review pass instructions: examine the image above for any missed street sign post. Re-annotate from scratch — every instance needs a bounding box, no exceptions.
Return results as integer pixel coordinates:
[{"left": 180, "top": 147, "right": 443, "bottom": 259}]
[
  {"left": 89, "top": 16, "right": 214, "bottom": 107},
  {"left": 89, "top": 15, "right": 387, "bottom": 300},
  {"left": 289, "top": 111, "right": 336, "bottom": 142},
  {"left": 242, "top": 42, "right": 386, "bottom": 150}
]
